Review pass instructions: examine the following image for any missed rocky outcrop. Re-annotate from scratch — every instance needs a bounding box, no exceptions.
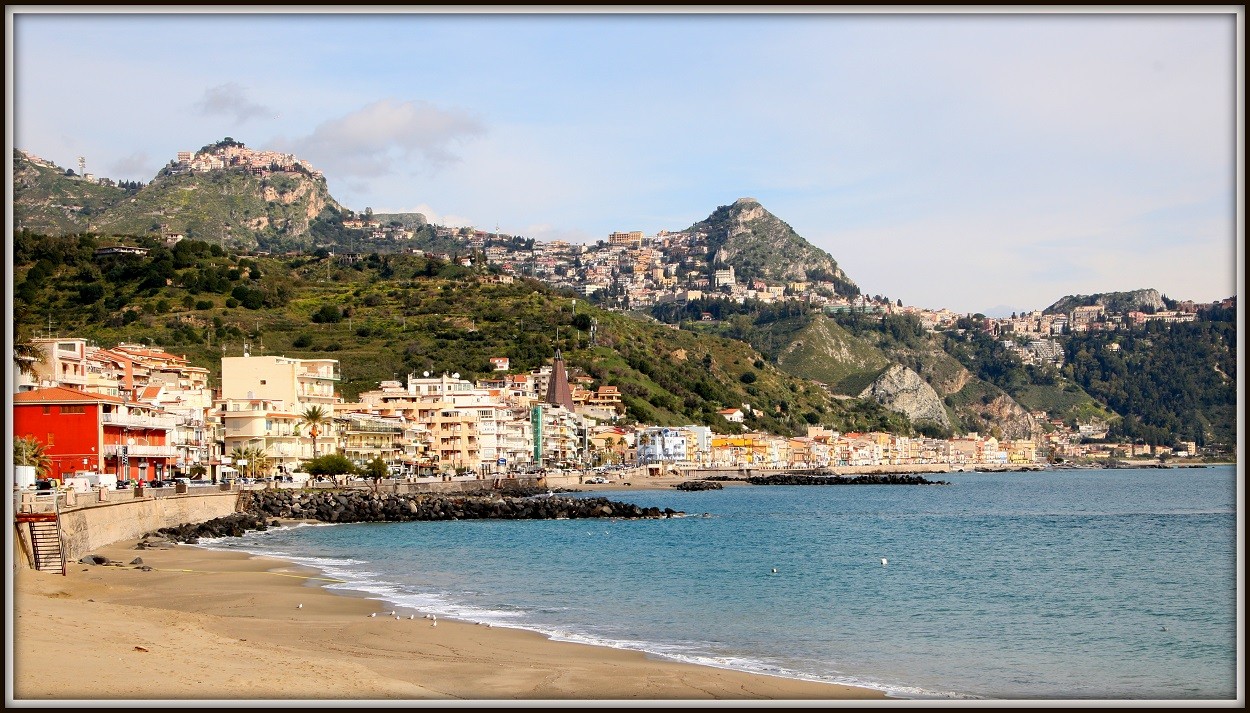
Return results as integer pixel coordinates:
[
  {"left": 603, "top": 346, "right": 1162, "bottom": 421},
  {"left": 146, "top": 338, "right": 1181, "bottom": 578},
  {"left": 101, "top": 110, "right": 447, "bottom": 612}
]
[
  {"left": 962, "top": 393, "right": 1038, "bottom": 440},
  {"left": 858, "top": 364, "right": 952, "bottom": 430},
  {"left": 1044, "top": 289, "right": 1167, "bottom": 315}
]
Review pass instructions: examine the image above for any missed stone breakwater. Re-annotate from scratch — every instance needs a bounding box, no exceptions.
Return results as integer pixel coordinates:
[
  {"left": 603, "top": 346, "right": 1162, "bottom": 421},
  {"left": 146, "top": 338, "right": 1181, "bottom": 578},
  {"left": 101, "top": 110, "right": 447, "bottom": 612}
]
[
  {"left": 146, "top": 489, "right": 683, "bottom": 544},
  {"left": 675, "top": 480, "right": 724, "bottom": 491},
  {"left": 711, "top": 473, "right": 951, "bottom": 486}
]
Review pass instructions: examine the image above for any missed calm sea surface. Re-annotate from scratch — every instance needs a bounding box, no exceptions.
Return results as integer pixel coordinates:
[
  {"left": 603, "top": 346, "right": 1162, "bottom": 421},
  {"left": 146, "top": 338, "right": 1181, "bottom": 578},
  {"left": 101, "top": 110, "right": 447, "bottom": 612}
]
[{"left": 198, "top": 467, "right": 1239, "bottom": 700}]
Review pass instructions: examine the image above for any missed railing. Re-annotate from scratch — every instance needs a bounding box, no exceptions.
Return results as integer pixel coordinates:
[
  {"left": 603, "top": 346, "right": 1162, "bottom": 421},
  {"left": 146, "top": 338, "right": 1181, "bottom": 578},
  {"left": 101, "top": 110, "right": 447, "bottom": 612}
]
[
  {"left": 298, "top": 368, "right": 340, "bottom": 381},
  {"left": 101, "top": 444, "right": 180, "bottom": 457},
  {"left": 100, "top": 412, "right": 177, "bottom": 429}
]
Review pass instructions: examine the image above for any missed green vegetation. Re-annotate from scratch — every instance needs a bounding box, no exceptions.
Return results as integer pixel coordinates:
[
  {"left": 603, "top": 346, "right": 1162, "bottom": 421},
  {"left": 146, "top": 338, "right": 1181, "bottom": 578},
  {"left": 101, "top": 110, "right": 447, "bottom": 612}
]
[
  {"left": 13, "top": 232, "right": 889, "bottom": 437},
  {"left": 14, "top": 436, "right": 53, "bottom": 478},
  {"left": 302, "top": 453, "right": 357, "bottom": 477},
  {"left": 1063, "top": 317, "right": 1236, "bottom": 447}
]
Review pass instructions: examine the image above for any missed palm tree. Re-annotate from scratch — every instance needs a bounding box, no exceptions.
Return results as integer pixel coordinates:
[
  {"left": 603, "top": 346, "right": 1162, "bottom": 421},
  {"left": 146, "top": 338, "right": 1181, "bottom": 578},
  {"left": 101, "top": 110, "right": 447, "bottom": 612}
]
[
  {"left": 244, "top": 446, "right": 271, "bottom": 479},
  {"left": 13, "top": 338, "right": 45, "bottom": 378},
  {"left": 229, "top": 446, "right": 250, "bottom": 478},
  {"left": 14, "top": 435, "right": 52, "bottom": 478},
  {"left": 300, "top": 405, "right": 330, "bottom": 459},
  {"left": 230, "top": 446, "right": 270, "bottom": 480}
]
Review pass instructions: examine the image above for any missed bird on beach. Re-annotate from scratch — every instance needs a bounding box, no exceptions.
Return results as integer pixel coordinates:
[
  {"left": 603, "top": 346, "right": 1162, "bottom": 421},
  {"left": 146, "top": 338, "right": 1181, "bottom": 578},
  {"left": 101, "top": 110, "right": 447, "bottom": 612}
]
[
  {"left": 297, "top": 603, "right": 303, "bottom": 609},
  {"left": 390, "top": 610, "right": 397, "bottom": 616},
  {"left": 409, "top": 615, "right": 415, "bottom": 620},
  {"left": 432, "top": 620, "right": 438, "bottom": 628},
  {"left": 369, "top": 612, "right": 377, "bottom": 618}
]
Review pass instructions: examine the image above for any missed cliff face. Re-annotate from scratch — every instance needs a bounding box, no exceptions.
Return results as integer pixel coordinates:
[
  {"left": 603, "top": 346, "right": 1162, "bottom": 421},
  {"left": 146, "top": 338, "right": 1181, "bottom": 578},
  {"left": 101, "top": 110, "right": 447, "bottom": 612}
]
[
  {"left": 858, "top": 364, "right": 952, "bottom": 430},
  {"left": 963, "top": 393, "right": 1038, "bottom": 441}
]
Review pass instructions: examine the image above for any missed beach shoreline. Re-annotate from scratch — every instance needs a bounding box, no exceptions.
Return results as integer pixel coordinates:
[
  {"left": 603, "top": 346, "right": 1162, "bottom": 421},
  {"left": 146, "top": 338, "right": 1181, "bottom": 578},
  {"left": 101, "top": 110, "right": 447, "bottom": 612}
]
[{"left": 11, "top": 530, "right": 888, "bottom": 702}]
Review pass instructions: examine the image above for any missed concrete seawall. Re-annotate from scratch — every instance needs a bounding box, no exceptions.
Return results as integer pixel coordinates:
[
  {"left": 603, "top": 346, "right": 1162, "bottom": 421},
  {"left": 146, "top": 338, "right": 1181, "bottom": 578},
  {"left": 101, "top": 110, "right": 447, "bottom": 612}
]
[{"left": 14, "top": 491, "right": 244, "bottom": 568}]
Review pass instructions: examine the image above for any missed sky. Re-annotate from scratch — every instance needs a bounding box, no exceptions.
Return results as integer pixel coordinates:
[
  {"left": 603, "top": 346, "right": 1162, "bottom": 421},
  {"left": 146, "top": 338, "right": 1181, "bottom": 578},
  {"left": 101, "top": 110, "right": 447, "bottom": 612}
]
[{"left": 7, "top": 8, "right": 1243, "bottom": 316}]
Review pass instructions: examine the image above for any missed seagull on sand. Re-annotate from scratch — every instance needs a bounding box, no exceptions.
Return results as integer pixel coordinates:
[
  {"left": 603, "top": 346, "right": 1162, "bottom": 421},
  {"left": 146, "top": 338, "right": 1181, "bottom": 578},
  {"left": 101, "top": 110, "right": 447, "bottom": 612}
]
[
  {"left": 297, "top": 603, "right": 303, "bottom": 609},
  {"left": 409, "top": 615, "right": 415, "bottom": 620},
  {"left": 369, "top": 612, "right": 377, "bottom": 618}
]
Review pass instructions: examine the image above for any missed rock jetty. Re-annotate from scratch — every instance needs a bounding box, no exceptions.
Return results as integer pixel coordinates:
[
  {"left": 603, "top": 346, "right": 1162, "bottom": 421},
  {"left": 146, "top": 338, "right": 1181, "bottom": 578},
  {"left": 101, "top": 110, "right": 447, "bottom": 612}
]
[
  {"left": 146, "top": 490, "right": 682, "bottom": 544},
  {"left": 675, "top": 480, "right": 724, "bottom": 491}
]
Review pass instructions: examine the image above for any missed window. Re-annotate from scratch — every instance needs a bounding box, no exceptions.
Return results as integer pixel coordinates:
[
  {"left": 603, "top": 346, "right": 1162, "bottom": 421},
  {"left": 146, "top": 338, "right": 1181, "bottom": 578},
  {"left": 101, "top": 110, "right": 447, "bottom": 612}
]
[
  {"left": 260, "top": 379, "right": 267, "bottom": 385},
  {"left": 61, "top": 405, "right": 85, "bottom": 414},
  {"left": 42, "top": 405, "right": 51, "bottom": 415},
  {"left": 46, "top": 433, "right": 55, "bottom": 446}
]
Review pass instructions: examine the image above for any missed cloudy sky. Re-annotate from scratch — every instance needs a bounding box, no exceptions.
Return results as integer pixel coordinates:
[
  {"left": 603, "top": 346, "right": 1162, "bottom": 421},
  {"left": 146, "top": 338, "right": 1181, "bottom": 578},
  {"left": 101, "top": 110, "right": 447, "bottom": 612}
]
[{"left": 8, "top": 8, "right": 1241, "bottom": 315}]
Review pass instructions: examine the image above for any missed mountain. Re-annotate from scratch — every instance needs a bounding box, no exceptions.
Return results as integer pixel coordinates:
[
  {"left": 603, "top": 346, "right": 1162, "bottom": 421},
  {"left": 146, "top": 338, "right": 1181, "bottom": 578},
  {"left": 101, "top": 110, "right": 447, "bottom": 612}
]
[
  {"left": 1043, "top": 288, "right": 1168, "bottom": 315},
  {"left": 14, "top": 143, "right": 367, "bottom": 254},
  {"left": 686, "top": 198, "right": 859, "bottom": 297}
]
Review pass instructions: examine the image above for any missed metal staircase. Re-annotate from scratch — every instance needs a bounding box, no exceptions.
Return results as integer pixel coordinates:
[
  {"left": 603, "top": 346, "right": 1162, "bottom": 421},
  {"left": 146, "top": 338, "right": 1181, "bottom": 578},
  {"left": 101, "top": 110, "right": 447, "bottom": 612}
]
[{"left": 17, "top": 500, "right": 67, "bottom": 575}]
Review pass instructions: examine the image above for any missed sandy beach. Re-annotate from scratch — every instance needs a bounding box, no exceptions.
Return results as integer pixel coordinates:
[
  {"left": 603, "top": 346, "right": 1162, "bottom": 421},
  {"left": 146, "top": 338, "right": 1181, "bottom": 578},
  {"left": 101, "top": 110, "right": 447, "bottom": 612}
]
[{"left": 11, "top": 532, "right": 886, "bottom": 703}]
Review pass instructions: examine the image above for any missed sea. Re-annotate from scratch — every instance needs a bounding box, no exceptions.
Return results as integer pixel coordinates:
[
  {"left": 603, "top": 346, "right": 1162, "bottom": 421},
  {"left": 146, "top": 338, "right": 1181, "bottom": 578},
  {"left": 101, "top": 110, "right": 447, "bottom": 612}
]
[{"left": 196, "top": 466, "right": 1240, "bottom": 701}]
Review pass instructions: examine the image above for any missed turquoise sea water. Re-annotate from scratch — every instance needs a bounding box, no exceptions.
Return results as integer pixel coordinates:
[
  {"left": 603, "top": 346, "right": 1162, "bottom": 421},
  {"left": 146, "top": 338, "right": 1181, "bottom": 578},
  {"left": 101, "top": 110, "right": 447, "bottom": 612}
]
[{"left": 198, "top": 467, "right": 1240, "bottom": 700}]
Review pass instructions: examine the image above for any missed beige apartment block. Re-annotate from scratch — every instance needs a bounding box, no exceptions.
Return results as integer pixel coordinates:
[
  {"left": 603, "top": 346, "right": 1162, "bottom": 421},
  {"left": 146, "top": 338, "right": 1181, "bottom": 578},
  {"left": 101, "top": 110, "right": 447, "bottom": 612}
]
[{"left": 221, "top": 355, "right": 340, "bottom": 408}]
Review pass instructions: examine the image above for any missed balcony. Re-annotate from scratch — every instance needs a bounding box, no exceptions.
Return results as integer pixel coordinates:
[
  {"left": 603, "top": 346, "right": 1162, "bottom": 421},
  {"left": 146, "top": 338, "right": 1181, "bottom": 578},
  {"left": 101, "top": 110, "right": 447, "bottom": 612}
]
[
  {"left": 102, "top": 444, "right": 180, "bottom": 458},
  {"left": 298, "top": 367, "right": 340, "bottom": 381},
  {"left": 101, "top": 412, "right": 177, "bottom": 430}
]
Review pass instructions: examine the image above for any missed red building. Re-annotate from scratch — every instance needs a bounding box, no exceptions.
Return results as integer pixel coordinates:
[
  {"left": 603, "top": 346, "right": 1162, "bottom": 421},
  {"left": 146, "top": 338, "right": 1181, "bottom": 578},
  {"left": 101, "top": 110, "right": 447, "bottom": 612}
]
[{"left": 13, "top": 386, "right": 176, "bottom": 483}]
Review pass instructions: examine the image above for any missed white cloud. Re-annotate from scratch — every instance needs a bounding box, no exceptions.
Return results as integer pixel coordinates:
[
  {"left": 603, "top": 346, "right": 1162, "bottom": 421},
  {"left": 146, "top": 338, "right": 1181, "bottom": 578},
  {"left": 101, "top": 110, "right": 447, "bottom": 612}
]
[
  {"left": 279, "top": 99, "right": 487, "bottom": 181},
  {"left": 193, "top": 83, "right": 274, "bottom": 123},
  {"left": 106, "top": 152, "right": 153, "bottom": 181}
]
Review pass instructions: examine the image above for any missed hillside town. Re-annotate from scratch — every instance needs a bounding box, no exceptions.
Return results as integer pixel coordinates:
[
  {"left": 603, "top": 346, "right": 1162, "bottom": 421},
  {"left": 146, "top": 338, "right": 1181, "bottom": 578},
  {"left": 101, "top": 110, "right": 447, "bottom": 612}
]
[
  {"left": 14, "top": 335, "right": 1068, "bottom": 489},
  {"left": 14, "top": 220, "right": 1233, "bottom": 489}
]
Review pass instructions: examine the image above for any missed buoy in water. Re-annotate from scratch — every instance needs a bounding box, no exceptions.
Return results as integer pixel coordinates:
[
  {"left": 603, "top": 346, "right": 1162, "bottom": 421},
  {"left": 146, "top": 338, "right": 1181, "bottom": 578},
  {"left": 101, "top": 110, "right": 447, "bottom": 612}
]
[{"left": 881, "top": 558, "right": 888, "bottom": 566}]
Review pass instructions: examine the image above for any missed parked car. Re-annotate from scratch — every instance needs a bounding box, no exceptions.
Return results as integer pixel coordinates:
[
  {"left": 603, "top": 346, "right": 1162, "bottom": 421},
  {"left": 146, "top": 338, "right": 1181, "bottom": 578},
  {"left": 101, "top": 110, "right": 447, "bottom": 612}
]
[
  {"left": 115, "top": 479, "right": 133, "bottom": 489},
  {"left": 584, "top": 476, "right": 609, "bottom": 484}
]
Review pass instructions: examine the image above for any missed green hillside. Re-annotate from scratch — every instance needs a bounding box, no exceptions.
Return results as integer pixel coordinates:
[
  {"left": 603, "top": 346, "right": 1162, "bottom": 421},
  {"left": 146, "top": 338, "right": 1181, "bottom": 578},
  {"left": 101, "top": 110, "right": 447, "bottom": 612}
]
[{"left": 13, "top": 232, "right": 910, "bottom": 437}]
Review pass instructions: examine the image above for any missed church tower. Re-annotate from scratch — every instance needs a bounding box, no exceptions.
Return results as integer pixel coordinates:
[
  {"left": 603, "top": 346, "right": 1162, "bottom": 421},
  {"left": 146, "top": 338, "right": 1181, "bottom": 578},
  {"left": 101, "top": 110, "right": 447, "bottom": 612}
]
[{"left": 544, "top": 349, "right": 575, "bottom": 411}]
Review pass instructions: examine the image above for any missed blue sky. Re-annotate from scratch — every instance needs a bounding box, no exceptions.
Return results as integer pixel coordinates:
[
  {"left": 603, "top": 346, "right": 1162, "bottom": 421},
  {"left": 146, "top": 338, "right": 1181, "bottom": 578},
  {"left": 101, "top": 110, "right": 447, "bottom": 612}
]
[{"left": 8, "top": 8, "right": 1241, "bottom": 316}]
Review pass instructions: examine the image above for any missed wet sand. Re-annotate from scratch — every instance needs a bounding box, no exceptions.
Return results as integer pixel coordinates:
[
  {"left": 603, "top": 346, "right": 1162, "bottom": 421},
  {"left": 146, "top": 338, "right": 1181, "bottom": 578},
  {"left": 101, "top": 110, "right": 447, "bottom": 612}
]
[{"left": 11, "top": 536, "right": 887, "bottom": 702}]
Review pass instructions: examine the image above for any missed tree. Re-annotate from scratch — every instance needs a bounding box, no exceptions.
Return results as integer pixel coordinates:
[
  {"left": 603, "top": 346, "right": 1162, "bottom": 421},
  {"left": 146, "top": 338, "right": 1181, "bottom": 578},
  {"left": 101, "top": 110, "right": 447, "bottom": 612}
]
[
  {"left": 14, "top": 436, "right": 52, "bottom": 478},
  {"left": 302, "top": 454, "right": 357, "bottom": 485},
  {"left": 364, "top": 456, "right": 388, "bottom": 491},
  {"left": 301, "top": 405, "right": 331, "bottom": 458},
  {"left": 13, "top": 337, "right": 45, "bottom": 378},
  {"left": 229, "top": 446, "right": 270, "bottom": 479}
]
